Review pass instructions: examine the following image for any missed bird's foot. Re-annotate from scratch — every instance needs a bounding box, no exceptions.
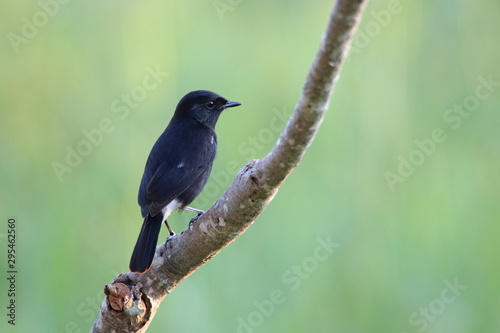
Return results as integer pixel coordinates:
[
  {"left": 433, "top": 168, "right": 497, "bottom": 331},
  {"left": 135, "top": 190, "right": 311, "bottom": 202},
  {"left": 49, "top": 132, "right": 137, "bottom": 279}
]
[
  {"left": 163, "top": 235, "right": 174, "bottom": 251},
  {"left": 184, "top": 206, "right": 205, "bottom": 215},
  {"left": 184, "top": 206, "right": 205, "bottom": 228},
  {"left": 188, "top": 212, "right": 204, "bottom": 227},
  {"left": 164, "top": 220, "right": 176, "bottom": 237}
]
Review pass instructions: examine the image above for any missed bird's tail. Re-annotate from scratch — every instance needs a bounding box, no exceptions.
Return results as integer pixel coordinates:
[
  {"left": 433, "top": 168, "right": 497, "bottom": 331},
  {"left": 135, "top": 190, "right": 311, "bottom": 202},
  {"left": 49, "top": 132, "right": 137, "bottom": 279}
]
[{"left": 129, "top": 214, "right": 163, "bottom": 273}]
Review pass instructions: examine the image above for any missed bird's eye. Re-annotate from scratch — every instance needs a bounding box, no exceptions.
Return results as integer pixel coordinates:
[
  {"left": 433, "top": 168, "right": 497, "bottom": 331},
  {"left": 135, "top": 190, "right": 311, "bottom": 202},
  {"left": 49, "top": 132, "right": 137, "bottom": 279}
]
[{"left": 206, "top": 101, "right": 215, "bottom": 109}]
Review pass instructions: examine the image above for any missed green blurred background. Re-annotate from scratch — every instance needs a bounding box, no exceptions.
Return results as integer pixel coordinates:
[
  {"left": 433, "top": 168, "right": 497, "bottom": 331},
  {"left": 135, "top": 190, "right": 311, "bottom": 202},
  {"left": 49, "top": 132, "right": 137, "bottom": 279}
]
[{"left": 1, "top": 0, "right": 499, "bottom": 332}]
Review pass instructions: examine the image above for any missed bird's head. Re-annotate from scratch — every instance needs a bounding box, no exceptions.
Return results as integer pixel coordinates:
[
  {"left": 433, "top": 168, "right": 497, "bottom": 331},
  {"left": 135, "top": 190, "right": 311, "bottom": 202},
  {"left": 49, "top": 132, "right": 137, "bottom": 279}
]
[{"left": 173, "top": 90, "right": 241, "bottom": 128}]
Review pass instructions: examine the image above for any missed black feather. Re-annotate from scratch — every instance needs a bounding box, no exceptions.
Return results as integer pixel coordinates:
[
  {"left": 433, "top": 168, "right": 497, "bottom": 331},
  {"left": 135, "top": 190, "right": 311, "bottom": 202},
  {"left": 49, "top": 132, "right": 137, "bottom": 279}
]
[
  {"left": 129, "top": 213, "right": 163, "bottom": 273},
  {"left": 130, "top": 90, "right": 241, "bottom": 273}
]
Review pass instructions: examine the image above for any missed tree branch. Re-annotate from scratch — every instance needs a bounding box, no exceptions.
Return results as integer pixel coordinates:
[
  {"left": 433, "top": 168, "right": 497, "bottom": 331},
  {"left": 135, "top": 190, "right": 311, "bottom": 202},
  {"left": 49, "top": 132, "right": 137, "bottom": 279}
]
[{"left": 91, "top": 1, "right": 368, "bottom": 332}]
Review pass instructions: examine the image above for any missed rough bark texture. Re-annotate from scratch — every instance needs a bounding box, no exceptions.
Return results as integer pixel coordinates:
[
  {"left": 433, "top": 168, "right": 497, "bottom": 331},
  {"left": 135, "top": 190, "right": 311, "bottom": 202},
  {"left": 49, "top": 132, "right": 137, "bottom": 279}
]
[{"left": 91, "top": 1, "right": 368, "bottom": 332}]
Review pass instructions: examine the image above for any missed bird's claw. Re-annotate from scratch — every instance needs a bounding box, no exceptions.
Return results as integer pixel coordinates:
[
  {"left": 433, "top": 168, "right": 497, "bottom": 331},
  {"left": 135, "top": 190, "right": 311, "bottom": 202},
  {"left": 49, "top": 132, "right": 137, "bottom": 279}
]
[
  {"left": 189, "top": 212, "right": 204, "bottom": 227},
  {"left": 164, "top": 234, "right": 175, "bottom": 251}
]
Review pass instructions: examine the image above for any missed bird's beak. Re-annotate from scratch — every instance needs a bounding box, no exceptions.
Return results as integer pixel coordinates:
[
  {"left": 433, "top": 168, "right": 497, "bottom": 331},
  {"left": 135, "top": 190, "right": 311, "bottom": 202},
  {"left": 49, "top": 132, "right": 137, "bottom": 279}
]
[{"left": 223, "top": 100, "right": 242, "bottom": 109}]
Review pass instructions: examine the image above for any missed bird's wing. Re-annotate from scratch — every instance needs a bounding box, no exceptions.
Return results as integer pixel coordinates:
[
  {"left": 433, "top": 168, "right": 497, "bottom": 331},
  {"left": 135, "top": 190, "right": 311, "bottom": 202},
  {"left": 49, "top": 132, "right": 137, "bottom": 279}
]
[
  {"left": 145, "top": 161, "right": 210, "bottom": 216},
  {"left": 138, "top": 123, "right": 217, "bottom": 217}
]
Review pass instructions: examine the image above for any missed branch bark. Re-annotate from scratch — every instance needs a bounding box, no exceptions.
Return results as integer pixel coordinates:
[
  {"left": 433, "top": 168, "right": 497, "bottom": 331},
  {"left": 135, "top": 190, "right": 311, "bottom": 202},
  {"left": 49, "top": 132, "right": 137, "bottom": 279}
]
[{"left": 91, "top": 1, "right": 368, "bottom": 332}]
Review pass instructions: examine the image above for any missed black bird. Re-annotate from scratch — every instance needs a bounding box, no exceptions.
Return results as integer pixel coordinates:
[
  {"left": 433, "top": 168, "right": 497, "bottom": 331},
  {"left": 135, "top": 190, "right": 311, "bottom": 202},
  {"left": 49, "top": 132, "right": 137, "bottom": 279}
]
[{"left": 129, "top": 90, "right": 241, "bottom": 273}]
